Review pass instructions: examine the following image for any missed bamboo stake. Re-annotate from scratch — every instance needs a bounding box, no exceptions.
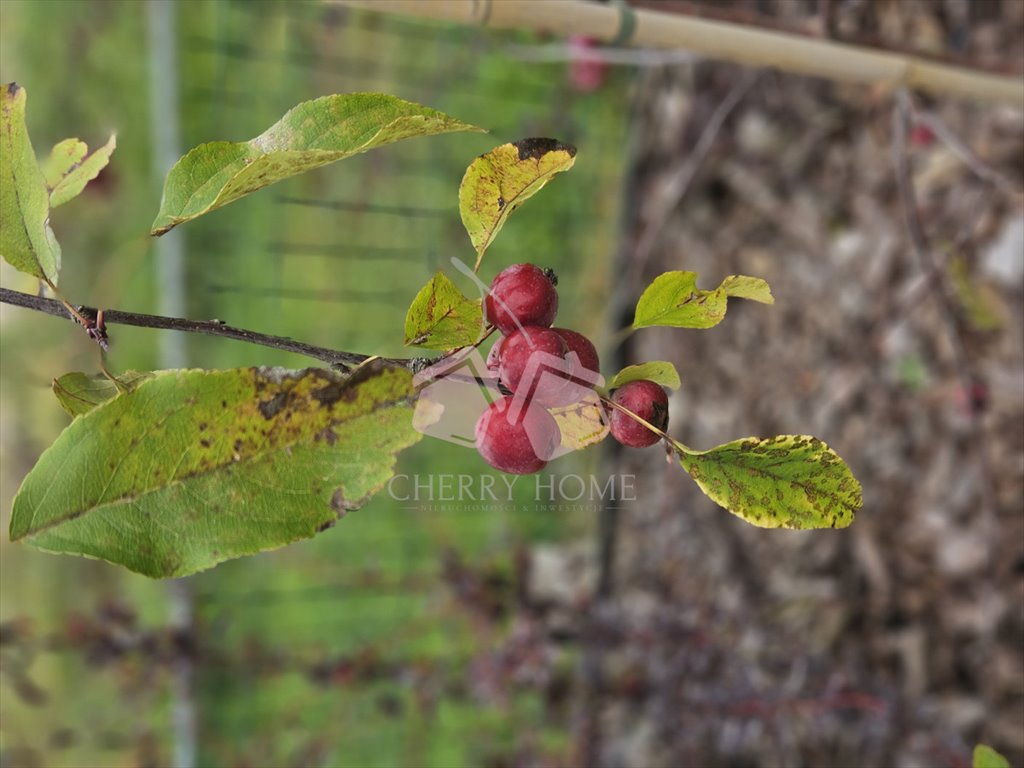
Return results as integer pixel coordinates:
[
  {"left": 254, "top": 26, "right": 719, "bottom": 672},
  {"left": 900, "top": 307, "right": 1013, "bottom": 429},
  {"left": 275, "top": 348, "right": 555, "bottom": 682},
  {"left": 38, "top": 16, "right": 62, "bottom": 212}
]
[{"left": 329, "top": 0, "right": 1023, "bottom": 106}]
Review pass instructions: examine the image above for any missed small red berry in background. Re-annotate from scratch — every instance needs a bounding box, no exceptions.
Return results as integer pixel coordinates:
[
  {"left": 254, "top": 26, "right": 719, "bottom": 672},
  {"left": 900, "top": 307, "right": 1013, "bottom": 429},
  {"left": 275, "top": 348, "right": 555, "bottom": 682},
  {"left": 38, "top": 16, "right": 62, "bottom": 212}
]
[
  {"left": 609, "top": 379, "right": 669, "bottom": 448},
  {"left": 485, "top": 263, "right": 559, "bottom": 335},
  {"left": 568, "top": 36, "right": 607, "bottom": 93},
  {"left": 910, "top": 123, "right": 936, "bottom": 148},
  {"left": 953, "top": 378, "right": 989, "bottom": 417},
  {"left": 475, "top": 395, "right": 560, "bottom": 474}
]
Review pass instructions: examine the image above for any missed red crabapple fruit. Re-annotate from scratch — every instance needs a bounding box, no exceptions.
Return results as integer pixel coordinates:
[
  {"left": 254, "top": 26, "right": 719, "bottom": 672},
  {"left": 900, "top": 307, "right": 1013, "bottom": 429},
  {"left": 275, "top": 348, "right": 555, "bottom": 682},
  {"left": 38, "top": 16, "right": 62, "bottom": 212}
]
[
  {"left": 485, "top": 263, "right": 559, "bottom": 335},
  {"left": 475, "top": 395, "right": 560, "bottom": 474},
  {"left": 609, "top": 379, "right": 669, "bottom": 448},
  {"left": 553, "top": 328, "right": 600, "bottom": 375},
  {"left": 536, "top": 327, "right": 602, "bottom": 408},
  {"left": 498, "top": 326, "right": 571, "bottom": 400}
]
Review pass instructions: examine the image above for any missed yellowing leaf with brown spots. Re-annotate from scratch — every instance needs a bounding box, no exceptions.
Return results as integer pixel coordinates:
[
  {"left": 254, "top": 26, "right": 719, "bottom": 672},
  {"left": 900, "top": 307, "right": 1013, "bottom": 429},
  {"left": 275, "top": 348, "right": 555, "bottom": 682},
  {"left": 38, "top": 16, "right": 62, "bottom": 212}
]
[
  {"left": 459, "top": 138, "right": 576, "bottom": 266},
  {"left": 11, "top": 363, "right": 420, "bottom": 578},
  {"left": 676, "top": 435, "right": 861, "bottom": 529},
  {"left": 404, "top": 271, "right": 483, "bottom": 349},
  {"left": 151, "top": 93, "right": 483, "bottom": 235},
  {"left": 549, "top": 399, "right": 609, "bottom": 452}
]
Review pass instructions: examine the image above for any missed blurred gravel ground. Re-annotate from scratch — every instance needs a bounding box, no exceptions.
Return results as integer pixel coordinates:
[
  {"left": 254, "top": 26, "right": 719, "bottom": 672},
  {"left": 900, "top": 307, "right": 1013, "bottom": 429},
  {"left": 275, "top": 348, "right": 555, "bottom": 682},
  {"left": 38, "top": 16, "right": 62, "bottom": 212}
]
[{"left": 468, "top": 2, "right": 1024, "bottom": 767}]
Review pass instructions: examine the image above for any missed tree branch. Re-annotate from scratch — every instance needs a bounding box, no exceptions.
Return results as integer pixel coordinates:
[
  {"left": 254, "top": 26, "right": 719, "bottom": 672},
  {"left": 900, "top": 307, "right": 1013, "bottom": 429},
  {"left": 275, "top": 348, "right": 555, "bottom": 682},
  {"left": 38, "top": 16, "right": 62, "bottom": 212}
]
[
  {"left": 912, "top": 107, "right": 1024, "bottom": 199},
  {"left": 0, "top": 286, "right": 398, "bottom": 370}
]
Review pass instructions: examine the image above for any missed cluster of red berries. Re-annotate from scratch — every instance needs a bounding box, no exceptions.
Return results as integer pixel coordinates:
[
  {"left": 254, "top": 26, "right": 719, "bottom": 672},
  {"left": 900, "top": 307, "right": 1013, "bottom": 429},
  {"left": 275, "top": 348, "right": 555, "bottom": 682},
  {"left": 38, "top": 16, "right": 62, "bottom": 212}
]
[{"left": 474, "top": 263, "right": 670, "bottom": 474}]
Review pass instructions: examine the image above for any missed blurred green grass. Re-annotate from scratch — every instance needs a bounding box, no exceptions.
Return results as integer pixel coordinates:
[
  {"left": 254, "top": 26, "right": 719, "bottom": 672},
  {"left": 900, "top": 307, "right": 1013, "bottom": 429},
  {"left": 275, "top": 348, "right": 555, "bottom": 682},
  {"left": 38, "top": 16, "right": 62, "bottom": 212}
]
[{"left": 0, "top": 2, "right": 628, "bottom": 765}]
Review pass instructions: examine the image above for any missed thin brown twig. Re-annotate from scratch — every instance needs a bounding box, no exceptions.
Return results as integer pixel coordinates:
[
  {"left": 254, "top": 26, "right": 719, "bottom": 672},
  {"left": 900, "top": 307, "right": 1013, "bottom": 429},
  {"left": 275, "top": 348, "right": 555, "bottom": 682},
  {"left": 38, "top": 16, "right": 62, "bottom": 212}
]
[
  {"left": 0, "top": 286, "right": 393, "bottom": 370},
  {"left": 912, "top": 108, "right": 1024, "bottom": 199},
  {"left": 891, "top": 91, "right": 973, "bottom": 380},
  {"left": 41, "top": 276, "right": 93, "bottom": 330},
  {"left": 891, "top": 89, "right": 995, "bottom": 513},
  {"left": 632, "top": 70, "right": 760, "bottom": 279},
  {"left": 469, "top": 324, "right": 497, "bottom": 352}
]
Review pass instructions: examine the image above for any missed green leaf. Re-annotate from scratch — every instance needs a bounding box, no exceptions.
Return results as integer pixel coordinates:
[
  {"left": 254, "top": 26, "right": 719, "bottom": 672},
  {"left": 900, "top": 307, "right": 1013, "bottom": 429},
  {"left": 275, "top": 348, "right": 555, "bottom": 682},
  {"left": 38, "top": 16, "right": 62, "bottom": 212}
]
[
  {"left": 677, "top": 435, "right": 861, "bottom": 529},
  {"left": 151, "top": 93, "right": 483, "bottom": 235},
  {"left": 0, "top": 83, "right": 61, "bottom": 284},
  {"left": 459, "top": 138, "right": 576, "bottom": 265},
  {"left": 52, "top": 371, "right": 154, "bottom": 418},
  {"left": 720, "top": 274, "right": 774, "bottom": 303},
  {"left": 43, "top": 134, "right": 116, "bottom": 208},
  {"left": 11, "top": 363, "right": 420, "bottom": 578},
  {"left": 404, "top": 271, "right": 483, "bottom": 349},
  {"left": 609, "top": 361, "right": 680, "bottom": 390},
  {"left": 633, "top": 271, "right": 773, "bottom": 329},
  {"left": 41, "top": 139, "right": 86, "bottom": 187},
  {"left": 973, "top": 745, "right": 1010, "bottom": 768}
]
